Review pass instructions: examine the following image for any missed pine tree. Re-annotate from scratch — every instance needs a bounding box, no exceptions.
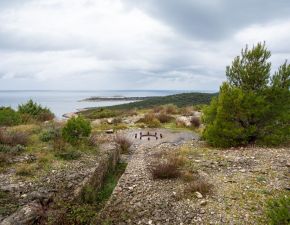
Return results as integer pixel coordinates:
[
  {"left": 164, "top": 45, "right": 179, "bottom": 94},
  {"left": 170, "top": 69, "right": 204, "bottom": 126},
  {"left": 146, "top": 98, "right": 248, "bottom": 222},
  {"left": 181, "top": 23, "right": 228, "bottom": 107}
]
[{"left": 203, "top": 43, "right": 290, "bottom": 147}]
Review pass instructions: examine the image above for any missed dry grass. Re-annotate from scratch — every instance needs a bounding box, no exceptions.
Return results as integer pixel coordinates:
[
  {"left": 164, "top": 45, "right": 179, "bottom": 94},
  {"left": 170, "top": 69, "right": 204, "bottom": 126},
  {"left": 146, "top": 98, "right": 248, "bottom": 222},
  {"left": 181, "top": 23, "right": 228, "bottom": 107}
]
[
  {"left": 115, "top": 135, "right": 132, "bottom": 154},
  {"left": 16, "top": 164, "right": 35, "bottom": 176},
  {"left": 184, "top": 178, "right": 213, "bottom": 196},
  {"left": 149, "top": 152, "right": 185, "bottom": 179},
  {"left": 0, "top": 129, "right": 29, "bottom": 146},
  {"left": 156, "top": 113, "right": 174, "bottom": 123},
  {"left": 137, "top": 113, "right": 161, "bottom": 128}
]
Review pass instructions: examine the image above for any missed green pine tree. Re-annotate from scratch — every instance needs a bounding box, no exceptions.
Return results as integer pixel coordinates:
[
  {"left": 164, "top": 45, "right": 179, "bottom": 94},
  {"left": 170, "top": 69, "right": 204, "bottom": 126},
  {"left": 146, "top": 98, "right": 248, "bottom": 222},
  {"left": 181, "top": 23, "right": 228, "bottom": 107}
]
[{"left": 203, "top": 43, "right": 290, "bottom": 147}]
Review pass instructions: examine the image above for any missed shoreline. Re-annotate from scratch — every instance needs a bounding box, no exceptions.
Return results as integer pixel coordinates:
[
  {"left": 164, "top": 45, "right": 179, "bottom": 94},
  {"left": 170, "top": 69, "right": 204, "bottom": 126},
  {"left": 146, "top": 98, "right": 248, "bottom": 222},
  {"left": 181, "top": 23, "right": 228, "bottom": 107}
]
[{"left": 79, "top": 96, "right": 155, "bottom": 102}]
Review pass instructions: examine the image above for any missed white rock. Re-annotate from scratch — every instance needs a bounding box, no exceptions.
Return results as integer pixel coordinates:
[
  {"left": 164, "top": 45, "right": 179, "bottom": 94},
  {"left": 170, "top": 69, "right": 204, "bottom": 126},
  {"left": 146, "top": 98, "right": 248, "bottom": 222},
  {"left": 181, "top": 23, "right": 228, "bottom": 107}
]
[{"left": 195, "top": 192, "right": 203, "bottom": 199}]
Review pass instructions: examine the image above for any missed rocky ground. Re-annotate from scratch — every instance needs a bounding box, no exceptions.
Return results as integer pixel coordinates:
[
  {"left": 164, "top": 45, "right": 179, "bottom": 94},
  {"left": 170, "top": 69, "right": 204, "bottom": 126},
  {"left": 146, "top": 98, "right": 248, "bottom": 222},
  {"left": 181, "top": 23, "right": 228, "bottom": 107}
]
[
  {"left": 0, "top": 143, "right": 116, "bottom": 223},
  {"left": 98, "top": 129, "right": 289, "bottom": 225}
]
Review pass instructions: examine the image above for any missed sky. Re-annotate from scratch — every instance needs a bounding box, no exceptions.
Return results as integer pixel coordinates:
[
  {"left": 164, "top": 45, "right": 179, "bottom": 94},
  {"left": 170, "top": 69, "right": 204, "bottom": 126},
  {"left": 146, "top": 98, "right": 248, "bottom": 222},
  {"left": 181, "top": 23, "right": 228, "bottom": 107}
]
[{"left": 0, "top": 0, "right": 290, "bottom": 91}]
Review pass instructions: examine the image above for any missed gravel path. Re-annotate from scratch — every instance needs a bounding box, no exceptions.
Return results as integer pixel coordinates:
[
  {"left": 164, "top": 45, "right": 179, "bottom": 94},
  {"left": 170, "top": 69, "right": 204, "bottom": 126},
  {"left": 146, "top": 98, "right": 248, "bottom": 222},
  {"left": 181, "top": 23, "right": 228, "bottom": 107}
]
[{"left": 98, "top": 129, "right": 199, "bottom": 225}]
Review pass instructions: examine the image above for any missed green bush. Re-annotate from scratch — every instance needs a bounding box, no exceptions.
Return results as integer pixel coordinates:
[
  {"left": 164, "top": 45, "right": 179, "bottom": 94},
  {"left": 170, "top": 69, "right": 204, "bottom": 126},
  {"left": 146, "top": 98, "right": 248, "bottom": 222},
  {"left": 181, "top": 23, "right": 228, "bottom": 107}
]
[
  {"left": 266, "top": 195, "right": 290, "bottom": 225},
  {"left": 0, "top": 107, "right": 21, "bottom": 126},
  {"left": 18, "top": 99, "right": 54, "bottom": 122},
  {"left": 203, "top": 43, "right": 290, "bottom": 147},
  {"left": 62, "top": 116, "right": 92, "bottom": 145},
  {"left": 137, "top": 113, "right": 161, "bottom": 128},
  {"left": 88, "top": 108, "right": 118, "bottom": 119},
  {"left": 40, "top": 127, "right": 60, "bottom": 142}
]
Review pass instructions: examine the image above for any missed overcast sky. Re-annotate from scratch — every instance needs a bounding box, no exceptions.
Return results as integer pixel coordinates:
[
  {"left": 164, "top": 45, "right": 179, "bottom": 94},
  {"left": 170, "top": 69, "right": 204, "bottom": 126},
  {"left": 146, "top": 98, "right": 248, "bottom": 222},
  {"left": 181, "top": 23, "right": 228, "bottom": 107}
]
[{"left": 0, "top": 0, "right": 289, "bottom": 91}]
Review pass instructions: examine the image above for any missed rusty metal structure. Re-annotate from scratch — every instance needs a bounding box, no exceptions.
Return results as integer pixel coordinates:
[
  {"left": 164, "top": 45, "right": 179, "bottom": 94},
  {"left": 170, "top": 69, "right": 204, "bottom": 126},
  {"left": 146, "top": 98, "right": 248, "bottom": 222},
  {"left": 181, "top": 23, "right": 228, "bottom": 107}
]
[{"left": 135, "top": 131, "right": 163, "bottom": 140}]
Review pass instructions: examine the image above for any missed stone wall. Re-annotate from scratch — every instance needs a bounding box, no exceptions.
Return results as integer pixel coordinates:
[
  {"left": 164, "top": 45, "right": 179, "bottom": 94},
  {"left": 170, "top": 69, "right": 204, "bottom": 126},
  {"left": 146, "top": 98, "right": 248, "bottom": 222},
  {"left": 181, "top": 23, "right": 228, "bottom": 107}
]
[{"left": 0, "top": 143, "right": 121, "bottom": 225}]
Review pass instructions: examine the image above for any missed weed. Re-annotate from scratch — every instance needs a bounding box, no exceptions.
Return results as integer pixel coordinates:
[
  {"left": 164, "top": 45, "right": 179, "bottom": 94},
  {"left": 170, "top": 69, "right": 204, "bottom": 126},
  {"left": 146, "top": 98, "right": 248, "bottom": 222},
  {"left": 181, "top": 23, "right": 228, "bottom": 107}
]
[
  {"left": 266, "top": 194, "right": 290, "bottom": 225},
  {"left": 184, "top": 178, "right": 213, "bottom": 196},
  {"left": 16, "top": 164, "right": 35, "bottom": 176},
  {"left": 115, "top": 135, "right": 132, "bottom": 154}
]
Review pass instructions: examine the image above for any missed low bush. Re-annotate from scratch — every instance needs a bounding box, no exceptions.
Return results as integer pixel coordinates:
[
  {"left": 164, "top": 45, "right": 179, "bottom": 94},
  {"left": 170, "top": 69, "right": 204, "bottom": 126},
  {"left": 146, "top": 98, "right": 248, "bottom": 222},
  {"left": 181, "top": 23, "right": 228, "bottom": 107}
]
[
  {"left": 0, "top": 129, "right": 29, "bottom": 146},
  {"left": 62, "top": 116, "right": 92, "bottom": 145},
  {"left": 53, "top": 137, "right": 66, "bottom": 152},
  {"left": 138, "top": 113, "right": 161, "bottom": 128},
  {"left": 115, "top": 135, "right": 132, "bottom": 153},
  {"left": 184, "top": 178, "right": 213, "bottom": 196},
  {"left": 40, "top": 127, "right": 61, "bottom": 142},
  {"left": 0, "top": 107, "right": 21, "bottom": 126},
  {"left": 149, "top": 153, "right": 183, "bottom": 179},
  {"left": 164, "top": 104, "right": 178, "bottom": 114},
  {"left": 266, "top": 195, "right": 290, "bottom": 225},
  {"left": 156, "top": 113, "right": 174, "bottom": 123},
  {"left": 0, "top": 153, "right": 9, "bottom": 167},
  {"left": 179, "top": 106, "right": 194, "bottom": 116},
  {"left": 16, "top": 164, "right": 34, "bottom": 176},
  {"left": 190, "top": 116, "right": 201, "bottom": 128},
  {"left": 18, "top": 99, "right": 54, "bottom": 122}
]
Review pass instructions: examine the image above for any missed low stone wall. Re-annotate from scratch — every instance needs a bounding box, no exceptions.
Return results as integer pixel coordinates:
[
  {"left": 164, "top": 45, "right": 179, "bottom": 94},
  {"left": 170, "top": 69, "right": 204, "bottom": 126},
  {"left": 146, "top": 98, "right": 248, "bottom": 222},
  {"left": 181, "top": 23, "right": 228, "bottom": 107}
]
[{"left": 0, "top": 143, "right": 121, "bottom": 225}]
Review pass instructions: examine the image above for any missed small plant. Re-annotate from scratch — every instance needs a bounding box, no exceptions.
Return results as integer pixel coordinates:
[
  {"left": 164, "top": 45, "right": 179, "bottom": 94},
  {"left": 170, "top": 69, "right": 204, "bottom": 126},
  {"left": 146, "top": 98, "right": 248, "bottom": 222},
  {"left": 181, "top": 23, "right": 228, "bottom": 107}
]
[
  {"left": 62, "top": 116, "right": 92, "bottom": 145},
  {"left": 266, "top": 195, "right": 290, "bottom": 225},
  {"left": 164, "top": 104, "right": 178, "bottom": 114},
  {"left": 138, "top": 113, "right": 161, "bottom": 128},
  {"left": 0, "top": 107, "right": 21, "bottom": 126},
  {"left": 184, "top": 178, "right": 213, "bottom": 196},
  {"left": 149, "top": 153, "right": 182, "bottom": 179},
  {"left": 190, "top": 116, "right": 201, "bottom": 128},
  {"left": 40, "top": 127, "right": 60, "bottom": 142},
  {"left": 16, "top": 164, "right": 34, "bottom": 176},
  {"left": 157, "top": 113, "right": 174, "bottom": 123},
  {"left": 115, "top": 135, "right": 132, "bottom": 154},
  {"left": 18, "top": 99, "right": 54, "bottom": 122},
  {"left": 0, "top": 129, "right": 28, "bottom": 146}
]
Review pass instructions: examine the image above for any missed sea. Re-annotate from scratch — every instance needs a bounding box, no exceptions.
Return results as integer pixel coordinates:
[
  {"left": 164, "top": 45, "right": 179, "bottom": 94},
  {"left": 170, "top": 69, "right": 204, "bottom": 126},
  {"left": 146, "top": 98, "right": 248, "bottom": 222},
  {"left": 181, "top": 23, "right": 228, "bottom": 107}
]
[{"left": 0, "top": 90, "right": 188, "bottom": 118}]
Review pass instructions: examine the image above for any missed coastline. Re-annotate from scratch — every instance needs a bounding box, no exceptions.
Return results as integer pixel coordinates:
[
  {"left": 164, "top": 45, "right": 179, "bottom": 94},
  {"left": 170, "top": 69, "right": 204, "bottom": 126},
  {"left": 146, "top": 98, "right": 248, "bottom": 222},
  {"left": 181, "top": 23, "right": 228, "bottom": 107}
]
[{"left": 79, "top": 96, "right": 155, "bottom": 102}]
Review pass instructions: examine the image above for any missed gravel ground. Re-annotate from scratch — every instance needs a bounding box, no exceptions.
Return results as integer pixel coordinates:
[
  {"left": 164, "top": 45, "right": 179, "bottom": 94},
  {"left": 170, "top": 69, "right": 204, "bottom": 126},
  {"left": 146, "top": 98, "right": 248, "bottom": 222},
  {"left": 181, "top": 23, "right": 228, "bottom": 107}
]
[{"left": 98, "top": 129, "right": 289, "bottom": 225}]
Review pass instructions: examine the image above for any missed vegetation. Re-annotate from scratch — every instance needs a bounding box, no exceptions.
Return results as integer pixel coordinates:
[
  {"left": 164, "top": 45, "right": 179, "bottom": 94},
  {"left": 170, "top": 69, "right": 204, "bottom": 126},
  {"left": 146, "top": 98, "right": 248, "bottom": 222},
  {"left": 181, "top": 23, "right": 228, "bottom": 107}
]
[
  {"left": 0, "top": 129, "right": 28, "bottom": 146},
  {"left": 137, "top": 113, "right": 161, "bottom": 128},
  {"left": 83, "top": 92, "right": 216, "bottom": 114},
  {"left": 203, "top": 42, "right": 290, "bottom": 147},
  {"left": 62, "top": 116, "right": 92, "bottom": 145},
  {"left": 149, "top": 153, "right": 185, "bottom": 179},
  {"left": 190, "top": 116, "right": 201, "bottom": 128},
  {"left": 48, "top": 163, "right": 127, "bottom": 225},
  {"left": 114, "top": 135, "right": 132, "bottom": 154},
  {"left": 184, "top": 178, "right": 213, "bottom": 196},
  {"left": 0, "top": 107, "right": 21, "bottom": 126},
  {"left": 18, "top": 99, "right": 54, "bottom": 122},
  {"left": 266, "top": 195, "right": 290, "bottom": 225}
]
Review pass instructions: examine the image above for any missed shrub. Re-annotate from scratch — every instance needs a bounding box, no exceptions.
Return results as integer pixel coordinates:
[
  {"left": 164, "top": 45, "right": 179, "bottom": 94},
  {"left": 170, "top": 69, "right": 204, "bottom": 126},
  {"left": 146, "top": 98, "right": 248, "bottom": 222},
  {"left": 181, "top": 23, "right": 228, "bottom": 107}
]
[
  {"left": 157, "top": 113, "right": 174, "bottom": 123},
  {"left": 190, "top": 116, "right": 201, "bottom": 128},
  {"left": 266, "top": 195, "right": 290, "bottom": 225},
  {"left": 115, "top": 135, "right": 132, "bottom": 154},
  {"left": 0, "top": 129, "right": 29, "bottom": 146},
  {"left": 40, "top": 127, "right": 61, "bottom": 142},
  {"left": 0, "top": 107, "right": 21, "bottom": 126},
  {"left": 184, "top": 179, "right": 213, "bottom": 196},
  {"left": 138, "top": 113, "right": 161, "bottom": 128},
  {"left": 53, "top": 137, "right": 66, "bottom": 152},
  {"left": 18, "top": 99, "right": 54, "bottom": 121},
  {"left": 164, "top": 104, "right": 178, "bottom": 114},
  {"left": 179, "top": 106, "right": 194, "bottom": 116},
  {"left": 149, "top": 154, "right": 182, "bottom": 179},
  {"left": 62, "top": 116, "right": 92, "bottom": 145}
]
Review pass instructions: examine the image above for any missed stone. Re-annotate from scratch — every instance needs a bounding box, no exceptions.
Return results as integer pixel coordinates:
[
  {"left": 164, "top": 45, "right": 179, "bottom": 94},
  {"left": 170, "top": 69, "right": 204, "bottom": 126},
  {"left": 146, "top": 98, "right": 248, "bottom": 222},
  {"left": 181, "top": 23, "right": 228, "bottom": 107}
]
[
  {"left": 200, "top": 200, "right": 207, "bottom": 206},
  {"left": 195, "top": 192, "right": 203, "bottom": 199}
]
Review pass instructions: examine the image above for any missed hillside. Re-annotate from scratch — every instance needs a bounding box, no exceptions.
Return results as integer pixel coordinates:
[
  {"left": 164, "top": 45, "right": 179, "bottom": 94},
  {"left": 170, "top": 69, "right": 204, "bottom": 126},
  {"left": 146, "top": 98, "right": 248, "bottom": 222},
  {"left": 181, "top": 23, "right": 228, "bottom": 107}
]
[{"left": 93, "top": 92, "right": 217, "bottom": 111}]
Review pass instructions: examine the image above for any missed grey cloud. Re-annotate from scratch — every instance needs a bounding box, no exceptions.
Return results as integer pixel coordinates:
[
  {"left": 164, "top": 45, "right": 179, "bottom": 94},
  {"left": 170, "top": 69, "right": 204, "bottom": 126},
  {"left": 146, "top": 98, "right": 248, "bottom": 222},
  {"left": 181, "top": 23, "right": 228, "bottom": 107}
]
[{"left": 123, "top": 0, "right": 290, "bottom": 40}]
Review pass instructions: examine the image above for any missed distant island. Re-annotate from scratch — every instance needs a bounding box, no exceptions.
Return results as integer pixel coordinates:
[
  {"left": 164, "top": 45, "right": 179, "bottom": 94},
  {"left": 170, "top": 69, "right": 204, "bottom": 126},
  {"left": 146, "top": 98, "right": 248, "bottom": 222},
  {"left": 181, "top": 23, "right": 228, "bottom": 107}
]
[{"left": 79, "top": 96, "right": 155, "bottom": 102}]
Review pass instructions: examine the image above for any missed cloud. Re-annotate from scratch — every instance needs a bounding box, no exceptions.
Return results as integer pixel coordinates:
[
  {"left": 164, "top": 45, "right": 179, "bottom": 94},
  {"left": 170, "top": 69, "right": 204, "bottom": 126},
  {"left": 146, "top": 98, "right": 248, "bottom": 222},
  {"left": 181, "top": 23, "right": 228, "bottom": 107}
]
[{"left": 0, "top": 0, "right": 289, "bottom": 90}]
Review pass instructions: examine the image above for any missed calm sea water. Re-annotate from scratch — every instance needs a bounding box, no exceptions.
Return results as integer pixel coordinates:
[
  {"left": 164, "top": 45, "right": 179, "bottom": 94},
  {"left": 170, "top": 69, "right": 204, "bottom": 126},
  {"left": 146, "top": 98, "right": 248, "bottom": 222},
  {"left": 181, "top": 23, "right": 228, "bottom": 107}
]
[{"left": 0, "top": 90, "right": 184, "bottom": 118}]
